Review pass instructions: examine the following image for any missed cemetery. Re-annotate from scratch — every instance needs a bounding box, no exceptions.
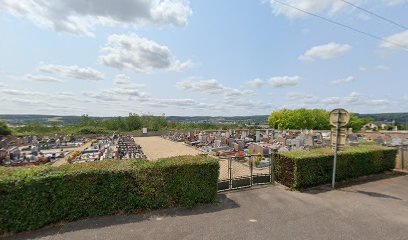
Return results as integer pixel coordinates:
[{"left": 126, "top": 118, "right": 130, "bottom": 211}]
[
  {"left": 0, "top": 135, "right": 87, "bottom": 166},
  {"left": 68, "top": 134, "right": 146, "bottom": 163}
]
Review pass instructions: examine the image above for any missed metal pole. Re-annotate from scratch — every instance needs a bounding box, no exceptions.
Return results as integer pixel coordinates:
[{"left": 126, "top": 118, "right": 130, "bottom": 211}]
[
  {"left": 250, "top": 155, "right": 253, "bottom": 187},
  {"left": 270, "top": 153, "right": 275, "bottom": 183},
  {"left": 332, "top": 111, "right": 341, "bottom": 189},
  {"left": 269, "top": 153, "right": 272, "bottom": 183},
  {"left": 229, "top": 157, "right": 232, "bottom": 190}
]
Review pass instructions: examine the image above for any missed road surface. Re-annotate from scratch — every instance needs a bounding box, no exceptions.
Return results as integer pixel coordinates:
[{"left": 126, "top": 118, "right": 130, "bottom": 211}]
[{"left": 7, "top": 173, "right": 408, "bottom": 240}]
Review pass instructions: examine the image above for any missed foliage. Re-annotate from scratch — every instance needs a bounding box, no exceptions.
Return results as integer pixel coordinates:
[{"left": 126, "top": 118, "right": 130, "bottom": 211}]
[
  {"left": 268, "top": 108, "right": 371, "bottom": 131},
  {"left": 0, "top": 156, "right": 219, "bottom": 234},
  {"left": 11, "top": 122, "right": 59, "bottom": 135},
  {"left": 347, "top": 114, "right": 372, "bottom": 131},
  {"left": 0, "top": 121, "right": 12, "bottom": 135},
  {"left": 274, "top": 145, "right": 397, "bottom": 189},
  {"left": 11, "top": 113, "right": 243, "bottom": 136},
  {"left": 75, "top": 126, "right": 110, "bottom": 135},
  {"left": 357, "top": 112, "right": 408, "bottom": 125},
  {"left": 268, "top": 109, "right": 330, "bottom": 130},
  {"left": 254, "top": 153, "right": 262, "bottom": 167}
]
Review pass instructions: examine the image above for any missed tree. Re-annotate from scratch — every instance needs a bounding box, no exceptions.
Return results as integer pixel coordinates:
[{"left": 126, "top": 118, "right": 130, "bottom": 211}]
[
  {"left": 268, "top": 108, "right": 372, "bottom": 131},
  {"left": 0, "top": 121, "right": 12, "bottom": 135},
  {"left": 268, "top": 109, "right": 330, "bottom": 130},
  {"left": 346, "top": 114, "right": 372, "bottom": 131}
]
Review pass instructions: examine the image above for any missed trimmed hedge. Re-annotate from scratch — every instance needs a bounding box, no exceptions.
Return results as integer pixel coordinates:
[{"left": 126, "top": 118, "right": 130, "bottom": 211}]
[
  {"left": 274, "top": 145, "right": 397, "bottom": 189},
  {"left": 0, "top": 156, "right": 219, "bottom": 234}
]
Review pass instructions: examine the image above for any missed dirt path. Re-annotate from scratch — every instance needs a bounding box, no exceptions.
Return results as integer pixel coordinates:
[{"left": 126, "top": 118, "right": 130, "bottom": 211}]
[{"left": 133, "top": 136, "right": 202, "bottom": 161}]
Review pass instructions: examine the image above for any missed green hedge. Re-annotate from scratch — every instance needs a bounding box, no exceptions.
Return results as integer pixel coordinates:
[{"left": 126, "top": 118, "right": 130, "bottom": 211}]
[
  {"left": 274, "top": 145, "right": 397, "bottom": 189},
  {"left": 0, "top": 156, "right": 219, "bottom": 234}
]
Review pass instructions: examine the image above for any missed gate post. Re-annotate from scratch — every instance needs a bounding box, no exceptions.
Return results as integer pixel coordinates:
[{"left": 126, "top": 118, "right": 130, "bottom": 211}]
[
  {"left": 402, "top": 147, "right": 405, "bottom": 170},
  {"left": 229, "top": 157, "right": 232, "bottom": 190},
  {"left": 270, "top": 153, "right": 275, "bottom": 184},
  {"left": 250, "top": 155, "right": 253, "bottom": 187}
]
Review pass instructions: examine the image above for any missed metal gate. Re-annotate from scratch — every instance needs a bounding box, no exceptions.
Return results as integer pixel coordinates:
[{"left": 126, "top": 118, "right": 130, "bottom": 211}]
[
  {"left": 218, "top": 154, "right": 274, "bottom": 192},
  {"left": 397, "top": 145, "right": 408, "bottom": 170}
]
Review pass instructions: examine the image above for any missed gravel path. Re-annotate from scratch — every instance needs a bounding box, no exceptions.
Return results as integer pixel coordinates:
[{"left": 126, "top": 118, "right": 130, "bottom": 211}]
[{"left": 133, "top": 136, "right": 202, "bottom": 161}]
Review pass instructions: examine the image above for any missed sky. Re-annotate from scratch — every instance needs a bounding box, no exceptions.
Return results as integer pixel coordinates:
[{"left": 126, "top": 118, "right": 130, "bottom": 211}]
[{"left": 0, "top": 0, "right": 407, "bottom": 117}]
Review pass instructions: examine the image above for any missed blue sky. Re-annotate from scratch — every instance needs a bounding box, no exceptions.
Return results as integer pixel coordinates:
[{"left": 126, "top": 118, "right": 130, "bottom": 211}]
[{"left": 0, "top": 0, "right": 407, "bottom": 116}]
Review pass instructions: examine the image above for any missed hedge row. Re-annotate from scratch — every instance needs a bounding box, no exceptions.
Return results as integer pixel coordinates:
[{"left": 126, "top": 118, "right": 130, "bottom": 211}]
[
  {"left": 274, "top": 145, "right": 397, "bottom": 189},
  {"left": 0, "top": 156, "right": 219, "bottom": 234}
]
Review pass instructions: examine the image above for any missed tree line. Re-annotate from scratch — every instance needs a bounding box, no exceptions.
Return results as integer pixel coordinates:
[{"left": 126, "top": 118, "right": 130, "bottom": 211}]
[
  {"left": 7, "top": 114, "right": 242, "bottom": 136},
  {"left": 1, "top": 108, "right": 396, "bottom": 136},
  {"left": 268, "top": 108, "right": 373, "bottom": 131}
]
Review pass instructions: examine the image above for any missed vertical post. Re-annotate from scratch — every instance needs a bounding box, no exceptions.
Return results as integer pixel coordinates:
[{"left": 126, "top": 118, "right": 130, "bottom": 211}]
[
  {"left": 401, "top": 147, "right": 405, "bottom": 170},
  {"left": 250, "top": 155, "right": 253, "bottom": 187},
  {"left": 270, "top": 153, "right": 275, "bottom": 183},
  {"left": 332, "top": 111, "right": 341, "bottom": 189},
  {"left": 229, "top": 157, "right": 232, "bottom": 190}
]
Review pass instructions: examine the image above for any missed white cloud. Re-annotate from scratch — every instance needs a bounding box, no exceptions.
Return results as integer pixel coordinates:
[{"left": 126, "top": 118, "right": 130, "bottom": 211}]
[
  {"left": 24, "top": 74, "right": 64, "bottom": 83},
  {"left": 177, "top": 77, "right": 255, "bottom": 99},
  {"left": 321, "top": 92, "right": 390, "bottom": 107},
  {"left": 360, "top": 65, "right": 391, "bottom": 72},
  {"left": 330, "top": 76, "right": 355, "bottom": 85},
  {"left": 368, "top": 99, "right": 390, "bottom": 105},
  {"left": 86, "top": 87, "right": 146, "bottom": 102},
  {"left": 224, "top": 89, "right": 255, "bottom": 99},
  {"left": 38, "top": 64, "right": 104, "bottom": 80},
  {"left": 114, "top": 74, "right": 146, "bottom": 91},
  {"left": 248, "top": 78, "right": 264, "bottom": 88},
  {"left": 380, "top": 30, "right": 408, "bottom": 50},
  {"left": 222, "top": 98, "right": 273, "bottom": 110},
  {"left": 299, "top": 42, "right": 352, "bottom": 61},
  {"left": 268, "top": 0, "right": 349, "bottom": 19},
  {"left": 177, "top": 78, "right": 225, "bottom": 94},
  {"left": 0, "top": 88, "right": 45, "bottom": 96},
  {"left": 0, "top": 0, "right": 192, "bottom": 36},
  {"left": 56, "top": 92, "right": 74, "bottom": 97},
  {"left": 282, "top": 91, "right": 392, "bottom": 111},
  {"left": 375, "top": 65, "right": 390, "bottom": 71},
  {"left": 99, "top": 34, "right": 191, "bottom": 73},
  {"left": 169, "top": 60, "right": 194, "bottom": 72},
  {"left": 269, "top": 75, "right": 301, "bottom": 87},
  {"left": 148, "top": 98, "right": 213, "bottom": 108},
  {"left": 114, "top": 74, "right": 132, "bottom": 85},
  {"left": 286, "top": 92, "right": 320, "bottom": 104}
]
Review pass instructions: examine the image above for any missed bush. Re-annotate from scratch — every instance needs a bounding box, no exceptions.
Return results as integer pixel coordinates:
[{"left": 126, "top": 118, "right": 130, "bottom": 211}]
[
  {"left": 274, "top": 145, "right": 397, "bottom": 189},
  {"left": 0, "top": 121, "right": 12, "bottom": 135},
  {"left": 0, "top": 155, "right": 219, "bottom": 234}
]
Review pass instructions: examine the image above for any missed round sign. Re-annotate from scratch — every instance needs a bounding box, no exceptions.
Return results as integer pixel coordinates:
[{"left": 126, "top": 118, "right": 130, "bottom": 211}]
[{"left": 329, "top": 108, "right": 350, "bottom": 127}]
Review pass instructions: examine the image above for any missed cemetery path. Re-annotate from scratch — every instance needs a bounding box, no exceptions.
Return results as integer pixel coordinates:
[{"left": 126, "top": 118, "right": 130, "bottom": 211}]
[
  {"left": 7, "top": 173, "right": 408, "bottom": 240},
  {"left": 133, "top": 136, "right": 202, "bottom": 161},
  {"left": 53, "top": 140, "right": 94, "bottom": 166}
]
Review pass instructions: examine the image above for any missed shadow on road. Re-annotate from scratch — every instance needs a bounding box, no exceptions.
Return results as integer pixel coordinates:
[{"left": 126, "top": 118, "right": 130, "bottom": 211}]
[
  {"left": 7, "top": 195, "right": 240, "bottom": 240},
  {"left": 301, "top": 171, "right": 406, "bottom": 195},
  {"left": 352, "top": 190, "right": 402, "bottom": 200}
]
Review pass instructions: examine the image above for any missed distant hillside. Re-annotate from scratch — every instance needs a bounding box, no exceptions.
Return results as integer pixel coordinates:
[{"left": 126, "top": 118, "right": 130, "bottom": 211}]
[
  {"left": 2, "top": 113, "right": 406, "bottom": 126},
  {"left": 0, "top": 115, "right": 107, "bottom": 126},
  {"left": 0, "top": 114, "right": 270, "bottom": 126},
  {"left": 356, "top": 113, "right": 408, "bottom": 124},
  {"left": 166, "top": 115, "right": 269, "bottom": 124}
]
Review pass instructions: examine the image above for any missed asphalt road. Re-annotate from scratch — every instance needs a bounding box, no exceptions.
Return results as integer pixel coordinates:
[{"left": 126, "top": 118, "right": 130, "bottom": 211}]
[{"left": 7, "top": 173, "right": 408, "bottom": 240}]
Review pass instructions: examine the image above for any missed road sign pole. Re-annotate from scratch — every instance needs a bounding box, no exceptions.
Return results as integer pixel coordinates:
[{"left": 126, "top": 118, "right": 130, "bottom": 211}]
[{"left": 332, "top": 111, "right": 341, "bottom": 189}]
